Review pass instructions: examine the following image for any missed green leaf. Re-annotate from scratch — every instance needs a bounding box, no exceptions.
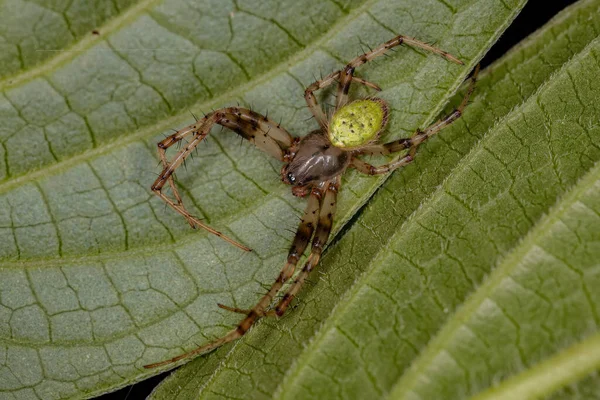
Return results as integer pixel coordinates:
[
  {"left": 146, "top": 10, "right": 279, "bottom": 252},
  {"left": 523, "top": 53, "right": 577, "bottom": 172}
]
[
  {"left": 150, "top": 0, "right": 600, "bottom": 399},
  {"left": 0, "top": 0, "right": 544, "bottom": 398}
]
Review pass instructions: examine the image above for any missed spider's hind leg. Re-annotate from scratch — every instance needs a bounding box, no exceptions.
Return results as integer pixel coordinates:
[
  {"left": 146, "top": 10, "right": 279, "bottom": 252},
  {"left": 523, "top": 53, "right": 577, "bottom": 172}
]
[
  {"left": 272, "top": 177, "right": 339, "bottom": 316},
  {"left": 144, "top": 181, "right": 325, "bottom": 369},
  {"left": 216, "top": 181, "right": 324, "bottom": 317}
]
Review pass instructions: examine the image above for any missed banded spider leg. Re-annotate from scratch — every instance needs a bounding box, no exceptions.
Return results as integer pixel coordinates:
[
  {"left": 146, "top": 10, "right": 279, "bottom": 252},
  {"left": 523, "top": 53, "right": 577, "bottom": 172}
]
[
  {"left": 151, "top": 108, "right": 295, "bottom": 251},
  {"left": 144, "top": 176, "right": 339, "bottom": 368},
  {"left": 351, "top": 64, "right": 480, "bottom": 175},
  {"left": 304, "top": 33, "right": 464, "bottom": 130}
]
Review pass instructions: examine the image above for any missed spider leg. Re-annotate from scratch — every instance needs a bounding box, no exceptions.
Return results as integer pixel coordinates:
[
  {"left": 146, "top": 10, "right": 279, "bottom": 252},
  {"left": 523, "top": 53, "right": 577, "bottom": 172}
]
[
  {"left": 351, "top": 76, "right": 381, "bottom": 91},
  {"left": 156, "top": 125, "right": 197, "bottom": 216},
  {"left": 217, "top": 303, "right": 279, "bottom": 317},
  {"left": 336, "top": 35, "right": 464, "bottom": 109},
  {"left": 352, "top": 65, "right": 479, "bottom": 175},
  {"left": 144, "top": 182, "right": 324, "bottom": 369},
  {"left": 217, "top": 182, "right": 323, "bottom": 316},
  {"left": 151, "top": 108, "right": 295, "bottom": 251},
  {"left": 304, "top": 35, "right": 461, "bottom": 129},
  {"left": 273, "top": 176, "right": 339, "bottom": 316},
  {"left": 350, "top": 155, "right": 414, "bottom": 175},
  {"left": 216, "top": 303, "right": 253, "bottom": 315}
]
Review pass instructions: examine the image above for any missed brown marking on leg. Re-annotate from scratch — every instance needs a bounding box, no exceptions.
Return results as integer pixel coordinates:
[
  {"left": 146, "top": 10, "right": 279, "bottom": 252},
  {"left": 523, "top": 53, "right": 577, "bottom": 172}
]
[
  {"left": 225, "top": 107, "right": 294, "bottom": 148},
  {"left": 274, "top": 177, "right": 339, "bottom": 316},
  {"left": 151, "top": 107, "right": 296, "bottom": 251},
  {"left": 350, "top": 154, "right": 414, "bottom": 175},
  {"left": 346, "top": 34, "right": 463, "bottom": 69},
  {"left": 286, "top": 186, "right": 322, "bottom": 267},
  {"left": 145, "top": 184, "right": 328, "bottom": 368},
  {"left": 217, "top": 303, "right": 252, "bottom": 314},
  {"left": 335, "top": 66, "right": 355, "bottom": 109},
  {"left": 352, "top": 65, "right": 479, "bottom": 176},
  {"left": 357, "top": 138, "right": 413, "bottom": 156}
]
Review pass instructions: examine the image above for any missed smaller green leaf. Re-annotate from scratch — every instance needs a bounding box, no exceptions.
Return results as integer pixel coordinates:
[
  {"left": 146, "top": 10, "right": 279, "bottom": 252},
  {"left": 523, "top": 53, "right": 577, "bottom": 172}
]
[{"left": 472, "top": 333, "right": 600, "bottom": 400}]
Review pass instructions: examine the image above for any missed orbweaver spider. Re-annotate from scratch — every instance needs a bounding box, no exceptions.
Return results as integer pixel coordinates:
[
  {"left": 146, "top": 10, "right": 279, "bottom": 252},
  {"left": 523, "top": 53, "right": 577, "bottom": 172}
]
[{"left": 146, "top": 34, "right": 479, "bottom": 368}]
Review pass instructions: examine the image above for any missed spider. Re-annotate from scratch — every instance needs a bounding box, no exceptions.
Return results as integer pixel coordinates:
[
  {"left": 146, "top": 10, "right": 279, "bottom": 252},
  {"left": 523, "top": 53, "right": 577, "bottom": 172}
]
[{"left": 145, "top": 34, "right": 478, "bottom": 369}]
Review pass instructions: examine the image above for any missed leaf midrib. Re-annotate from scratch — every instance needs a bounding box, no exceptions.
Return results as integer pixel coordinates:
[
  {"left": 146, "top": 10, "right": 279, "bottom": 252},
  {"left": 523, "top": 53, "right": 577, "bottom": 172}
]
[{"left": 471, "top": 332, "right": 600, "bottom": 400}]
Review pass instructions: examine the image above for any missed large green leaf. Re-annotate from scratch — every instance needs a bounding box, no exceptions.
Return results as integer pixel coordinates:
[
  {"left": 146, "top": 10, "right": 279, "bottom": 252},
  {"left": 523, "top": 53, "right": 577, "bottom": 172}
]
[
  {"left": 149, "top": 0, "right": 600, "bottom": 399},
  {"left": 0, "top": 0, "right": 537, "bottom": 398}
]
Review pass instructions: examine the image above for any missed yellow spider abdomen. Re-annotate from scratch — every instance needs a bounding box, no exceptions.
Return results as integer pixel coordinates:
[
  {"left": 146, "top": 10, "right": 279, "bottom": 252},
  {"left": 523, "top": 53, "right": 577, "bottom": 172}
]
[{"left": 328, "top": 98, "right": 388, "bottom": 148}]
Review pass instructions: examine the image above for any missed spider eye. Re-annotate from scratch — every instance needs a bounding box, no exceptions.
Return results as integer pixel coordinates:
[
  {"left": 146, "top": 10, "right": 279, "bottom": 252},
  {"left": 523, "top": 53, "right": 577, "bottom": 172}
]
[{"left": 287, "top": 172, "right": 296, "bottom": 183}]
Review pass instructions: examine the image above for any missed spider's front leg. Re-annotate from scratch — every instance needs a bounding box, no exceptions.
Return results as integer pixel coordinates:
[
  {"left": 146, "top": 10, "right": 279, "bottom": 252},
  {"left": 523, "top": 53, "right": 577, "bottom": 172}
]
[
  {"left": 304, "top": 34, "right": 464, "bottom": 125},
  {"left": 352, "top": 65, "right": 480, "bottom": 175},
  {"left": 335, "top": 35, "right": 463, "bottom": 108},
  {"left": 151, "top": 108, "right": 294, "bottom": 251}
]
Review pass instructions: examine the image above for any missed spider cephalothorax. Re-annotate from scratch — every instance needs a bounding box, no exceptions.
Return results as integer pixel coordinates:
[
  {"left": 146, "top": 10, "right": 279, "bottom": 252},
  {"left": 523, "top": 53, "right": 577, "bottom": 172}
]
[
  {"left": 281, "top": 97, "right": 389, "bottom": 190},
  {"left": 146, "top": 34, "right": 479, "bottom": 369},
  {"left": 282, "top": 132, "right": 349, "bottom": 187}
]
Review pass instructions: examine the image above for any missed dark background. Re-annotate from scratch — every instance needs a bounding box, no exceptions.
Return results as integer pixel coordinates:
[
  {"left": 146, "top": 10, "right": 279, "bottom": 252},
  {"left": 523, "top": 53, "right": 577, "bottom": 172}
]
[{"left": 99, "top": 0, "right": 579, "bottom": 398}]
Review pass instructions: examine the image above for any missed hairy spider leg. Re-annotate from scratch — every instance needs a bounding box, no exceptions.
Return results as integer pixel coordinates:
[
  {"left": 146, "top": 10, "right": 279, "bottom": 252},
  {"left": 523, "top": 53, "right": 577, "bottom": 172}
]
[
  {"left": 272, "top": 176, "right": 339, "bottom": 316},
  {"left": 303, "top": 34, "right": 462, "bottom": 128},
  {"left": 303, "top": 34, "right": 464, "bottom": 121},
  {"left": 217, "top": 177, "right": 339, "bottom": 321},
  {"left": 156, "top": 124, "right": 197, "bottom": 217},
  {"left": 218, "top": 181, "right": 324, "bottom": 315},
  {"left": 352, "top": 65, "right": 479, "bottom": 175},
  {"left": 144, "top": 181, "right": 326, "bottom": 369},
  {"left": 350, "top": 76, "right": 382, "bottom": 91},
  {"left": 151, "top": 108, "right": 294, "bottom": 251},
  {"left": 336, "top": 35, "right": 463, "bottom": 109}
]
